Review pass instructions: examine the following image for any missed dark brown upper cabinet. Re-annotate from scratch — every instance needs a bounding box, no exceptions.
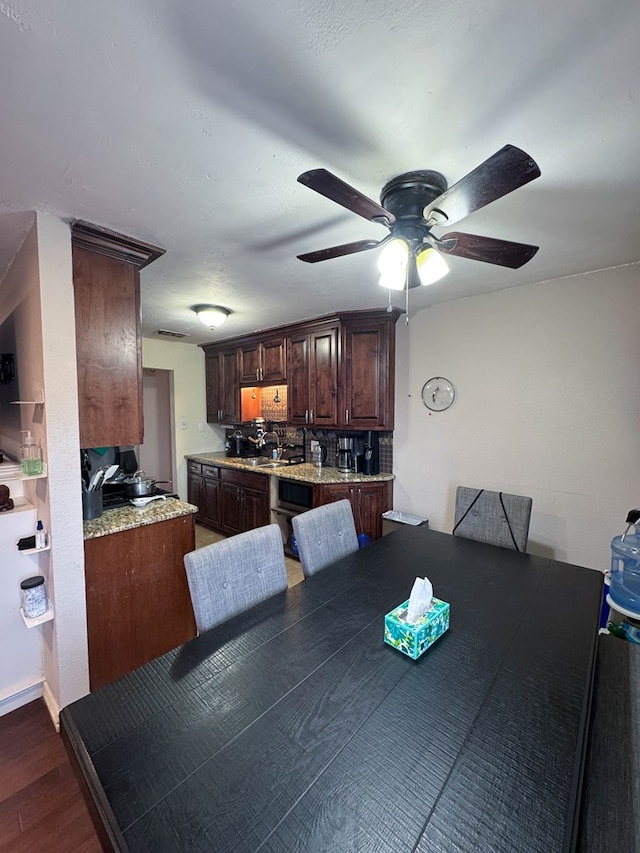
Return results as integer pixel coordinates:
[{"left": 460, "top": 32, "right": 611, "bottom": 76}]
[
  {"left": 202, "top": 308, "right": 401, "bottom": 430},
  {"left": 287, "top": 323, "right": 339, "bottom": 428},
  {"left": 71, "top": 221, "right": 164, "bottom": 448},
  {"left": 238, "top": 335, "right": 286, "bottom": 385},
  {"left": 206, "top": 346, "right": 241, "bottom": 424},
  {"left": 340, "top": 312, "right": 398, "bottom": 430}
]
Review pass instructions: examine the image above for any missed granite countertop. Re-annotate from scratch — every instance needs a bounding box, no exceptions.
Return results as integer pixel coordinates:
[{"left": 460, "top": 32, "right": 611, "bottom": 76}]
[
  {"left": 83, "top": 497, "right": 197, "bottom": 541},
  {"left": 186, "top": 452, "right": 394, "bottom": 485}
]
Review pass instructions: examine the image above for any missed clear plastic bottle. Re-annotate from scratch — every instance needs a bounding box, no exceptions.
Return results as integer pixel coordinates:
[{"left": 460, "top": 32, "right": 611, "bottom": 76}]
[
  {"left": 20, "top": 430, "right": 43, "bottom": 476},
  {"left": 35, "top": 520, "right": 47, "bottom": 549},
  {"left": 609, "top": 509, "right": 640, "bottom": 616}
]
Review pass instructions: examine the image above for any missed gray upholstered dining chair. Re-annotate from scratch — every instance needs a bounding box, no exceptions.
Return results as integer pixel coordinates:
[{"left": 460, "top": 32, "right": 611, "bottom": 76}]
[
  {"left": 292, "top": 499, "right": 359, "bottom": 578},
  {"left": 183, "top": 523, "right": 288, "bottom": 633},
  {"left": 453, "top": 486, "right": 533, "bottom": 552}
]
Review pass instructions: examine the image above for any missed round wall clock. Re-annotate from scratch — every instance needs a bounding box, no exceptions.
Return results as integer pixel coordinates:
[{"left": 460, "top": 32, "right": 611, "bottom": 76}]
[{"left": 422, "top": 377, "right": 455, "bottom": 411}]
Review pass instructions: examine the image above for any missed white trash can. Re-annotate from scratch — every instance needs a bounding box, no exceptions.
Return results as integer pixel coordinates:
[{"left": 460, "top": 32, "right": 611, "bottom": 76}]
[{"left": 382, "top": 510, "right": 428, "bottom": 536}]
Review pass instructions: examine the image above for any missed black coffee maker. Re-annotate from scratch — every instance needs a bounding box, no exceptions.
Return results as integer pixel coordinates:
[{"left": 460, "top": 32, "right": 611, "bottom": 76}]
[{"left": 362, "top": 431, "right": 380, "bottom": 475}]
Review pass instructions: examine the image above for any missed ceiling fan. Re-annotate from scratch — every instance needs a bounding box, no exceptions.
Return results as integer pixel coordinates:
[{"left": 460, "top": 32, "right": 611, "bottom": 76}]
[{"left": 296, "top": 145, "right": 541, "bottom": 290}]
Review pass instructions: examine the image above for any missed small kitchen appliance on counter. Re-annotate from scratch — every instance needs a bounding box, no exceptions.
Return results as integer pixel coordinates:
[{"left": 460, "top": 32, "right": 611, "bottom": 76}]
[
  {"left": 336, "top": 437, "right": 354, "bottom": 473},
  {"left": 362, "top": 431, "right": 380, "bottom": 476}
]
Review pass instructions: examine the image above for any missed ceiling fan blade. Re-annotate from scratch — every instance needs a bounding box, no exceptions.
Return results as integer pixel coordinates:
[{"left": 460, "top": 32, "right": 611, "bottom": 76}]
[
  {"left": 297, "top": 239, "right": 382, "bottom": 263},
  {"left": 298, "top": 169, "right": 396, "bottom": 226},
  {"left": 424, "top": 145, "right": 541, "bottom": 226},
  {"left": 438, "top": 232, "right": 539, "bottom": 268}
]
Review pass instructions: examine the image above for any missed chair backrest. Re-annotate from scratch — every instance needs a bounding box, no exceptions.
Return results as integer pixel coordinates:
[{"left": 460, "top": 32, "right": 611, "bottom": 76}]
[
  {"left": 453, "top": 486, "right": 532, "bottom": 552},
  {"left": 183, "top": 523, "right": 287, "bottom": 633},
  {"left": 292, "top": 499, "right": 359, "bottom": 578}
]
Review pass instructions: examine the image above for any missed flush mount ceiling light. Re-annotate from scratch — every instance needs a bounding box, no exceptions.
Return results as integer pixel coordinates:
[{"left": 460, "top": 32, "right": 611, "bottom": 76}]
[{"left": 193, "top": 305, "right": 231, "bottom": 329}]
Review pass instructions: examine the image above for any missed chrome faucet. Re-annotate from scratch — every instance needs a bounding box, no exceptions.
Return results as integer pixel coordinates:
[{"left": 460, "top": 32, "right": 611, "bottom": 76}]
[{"left": 247, "top": 427, "right": 266, "bottom": 448}]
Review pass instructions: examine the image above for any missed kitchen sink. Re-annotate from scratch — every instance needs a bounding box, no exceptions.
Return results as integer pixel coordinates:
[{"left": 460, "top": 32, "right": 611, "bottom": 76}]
[{"left": 240, "top": 458, "right": 287, "bottom": 468}]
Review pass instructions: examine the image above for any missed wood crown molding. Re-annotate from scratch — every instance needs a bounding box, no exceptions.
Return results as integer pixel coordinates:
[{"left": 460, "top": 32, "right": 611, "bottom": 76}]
[{"left": 71, "top": 220, "right": 165, "bottom": 269}]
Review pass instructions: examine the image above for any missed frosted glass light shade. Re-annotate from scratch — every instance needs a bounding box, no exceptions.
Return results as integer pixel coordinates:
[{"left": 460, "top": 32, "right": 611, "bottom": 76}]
[
  {"left": 416, "top": 247, "right": 449, "bottom": 285},
  {"left": 377, "top": 238, "right": 409, "bottom": 290},
  {"left": 195, "top": 305, "right": 230, "bottom": 328}
]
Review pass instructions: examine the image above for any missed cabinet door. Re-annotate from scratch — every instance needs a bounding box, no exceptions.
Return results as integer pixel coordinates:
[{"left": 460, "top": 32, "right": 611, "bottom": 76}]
[
  {"left": 205, "top": 351, "right": 223, "bottom": 422},
  {"left": 261, "top": 336, "right": 286, "bottom": 382},
  {"left": 341, "top": 319, "right": 394, "bottom": 429},
  {"left": 239, "top": 341, "right": 262, "bottom": 384},
  {"left": 287, "top": 332, "right": 310, "bottom": 426},
  {"left": 316, "top": 481, "right": 390, "bottom": 541},
  {"left": 309, "top": 325, "right": 338, "bottom": 427},
  {"left": 73, "top": 246, "right": 143, "bottom": 447},
  {"left": 203, "top": 477, "right": 220, "bottom": 527},
  {"left": 220, "top": 348, "right": 240, "bottom": 423},
  {"left": 220, "top": 482, "right": 244, "bottom": 536},
  {"left": 354, "top": 483, "right": 386, "bottom": 541},
  {"left": 187, "top": 472, "right": 204, "bottom": 522},
  {"left": 243, "top": 488, "right": 270, "bottom": 532}
]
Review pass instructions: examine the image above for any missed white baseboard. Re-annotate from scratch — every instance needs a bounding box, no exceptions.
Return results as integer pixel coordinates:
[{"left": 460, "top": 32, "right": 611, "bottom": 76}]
[
  {"left": 0, "top": 678, "right": 44, "bottom": 717},
  {"left": 42, "top": 680, "right": 60, "bottom": 731}
]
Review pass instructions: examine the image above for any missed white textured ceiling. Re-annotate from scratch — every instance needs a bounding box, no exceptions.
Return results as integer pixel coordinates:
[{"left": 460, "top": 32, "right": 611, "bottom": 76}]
[{"left": 1, "top": 0, "right": 639, "bottom": 346}]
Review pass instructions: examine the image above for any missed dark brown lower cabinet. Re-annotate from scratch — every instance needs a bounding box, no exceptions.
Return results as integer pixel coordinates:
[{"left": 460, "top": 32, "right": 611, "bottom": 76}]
[
  {"left": 84, "top": 514, "right": 196, "bottom": 690},
  {"left": 316, "top": 480, "right": 392, "bottom": 541},
  {"left": 187, "top": 461, "right": 220, "bottom": 528},
  {"left": 220, "top": 468, "right": 270, "bottom": 536}
]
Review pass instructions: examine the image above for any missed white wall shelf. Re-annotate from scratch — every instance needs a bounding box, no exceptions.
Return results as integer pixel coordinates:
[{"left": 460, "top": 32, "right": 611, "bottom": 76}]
[
  {"left": 20, "top": 600, "right": 54, "bottom": 628},
  {"left": 19, "top": 542, "right": 51, "bottom": 556},
  {"left": 19, "top": 463, "right": 48, "bottom": 480},
  {"left": 0, "top": 462, "right": 47, "bottom": 482},
  {"left": 10, "top": 390, "right": 45, "bottom": 405}
]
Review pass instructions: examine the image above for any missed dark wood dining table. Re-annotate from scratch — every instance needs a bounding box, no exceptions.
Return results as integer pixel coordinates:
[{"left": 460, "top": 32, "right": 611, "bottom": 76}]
[{"left": 61, "top": 525, "right": 603, "bottom": 852}]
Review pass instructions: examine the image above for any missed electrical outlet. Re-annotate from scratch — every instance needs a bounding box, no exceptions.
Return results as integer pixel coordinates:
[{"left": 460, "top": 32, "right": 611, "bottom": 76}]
[
  {"left": 310, "top": 440, "right": 319, "bottom": 451},
  {"left": 180, "top": 418, "right": 188, "bottom": 430},
  {"left": 198, "top": 422, "right": 205, "bottom": 433}
]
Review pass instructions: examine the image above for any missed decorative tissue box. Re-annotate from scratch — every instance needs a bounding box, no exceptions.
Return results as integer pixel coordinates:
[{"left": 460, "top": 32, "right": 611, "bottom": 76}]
[{"left": 384, "top": 598, "right": 450, "bottom": 660}]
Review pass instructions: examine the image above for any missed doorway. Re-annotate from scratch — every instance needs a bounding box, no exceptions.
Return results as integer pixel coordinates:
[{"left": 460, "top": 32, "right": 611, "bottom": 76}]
[{"left": 139, "top": 368, "right": 175, "bottom": 488}]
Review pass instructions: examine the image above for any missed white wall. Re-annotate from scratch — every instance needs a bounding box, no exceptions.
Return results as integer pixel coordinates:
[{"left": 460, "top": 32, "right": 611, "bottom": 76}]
[
  {"left": 36, "top": 213, "right": 88, "bottom": 717},
  {"left": 393, "top": 264, "right": 640, "bottom": 571},
  {"left": 142, "top": 338, "right": 224, "bottom": 499}
]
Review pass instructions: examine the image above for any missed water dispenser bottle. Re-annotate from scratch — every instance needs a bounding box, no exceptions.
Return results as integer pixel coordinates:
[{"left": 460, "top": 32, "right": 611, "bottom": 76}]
[{"left": 609, "top": 508, "right": 640, "bottom": 616}]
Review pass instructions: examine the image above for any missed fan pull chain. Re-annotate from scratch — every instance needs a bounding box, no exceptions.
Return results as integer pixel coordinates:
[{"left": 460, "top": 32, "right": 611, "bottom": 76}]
[{"left": 405, "top": 265, "right": 410, "bottom": 325}]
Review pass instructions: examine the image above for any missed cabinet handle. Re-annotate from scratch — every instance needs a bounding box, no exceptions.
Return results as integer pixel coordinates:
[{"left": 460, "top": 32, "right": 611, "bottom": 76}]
[
  {"left": 256, "top": 369, "right": 260, "bottom": 382},
  {"left": 260, "top": 367, "right": 263, "bottom": 381},
  {"left": 345, "top": 409, "right": 349, "bottom": 425},
  {"left": 305, "top": 409, "right": 309, "bottom": 424},
  {"left": 309, "top": 408, "right": 314, "bottom": 423}
]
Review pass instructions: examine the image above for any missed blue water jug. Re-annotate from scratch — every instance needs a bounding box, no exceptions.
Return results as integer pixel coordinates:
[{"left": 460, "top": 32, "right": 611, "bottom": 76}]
[{"left": 609, "top": 508, "right": 640, "bottom": 616}]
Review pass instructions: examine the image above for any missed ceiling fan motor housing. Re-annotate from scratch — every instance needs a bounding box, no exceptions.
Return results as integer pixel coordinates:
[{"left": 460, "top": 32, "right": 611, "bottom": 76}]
[{"left": 380, "top": 170, "right": 448, "bottom": 222}]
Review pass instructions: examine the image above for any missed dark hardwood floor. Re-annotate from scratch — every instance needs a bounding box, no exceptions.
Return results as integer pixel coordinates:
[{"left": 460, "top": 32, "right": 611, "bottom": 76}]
[{"left": 0, "top": 700, "right": 101, "bottom": 852}]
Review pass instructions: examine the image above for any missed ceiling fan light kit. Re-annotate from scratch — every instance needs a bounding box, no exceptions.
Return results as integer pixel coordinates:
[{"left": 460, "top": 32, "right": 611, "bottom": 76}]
[
  {"left": 415, "top": 245, "right": 449, "bottom": 285},
  {"left": 376, "top": 238, "right": 449, "bottom": 290},
  {"left": 193, "top": 305, "right": 231, "bottom": 329},
  {"left": 296, "top": 144, "right": 541, "bottom": 295}
]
